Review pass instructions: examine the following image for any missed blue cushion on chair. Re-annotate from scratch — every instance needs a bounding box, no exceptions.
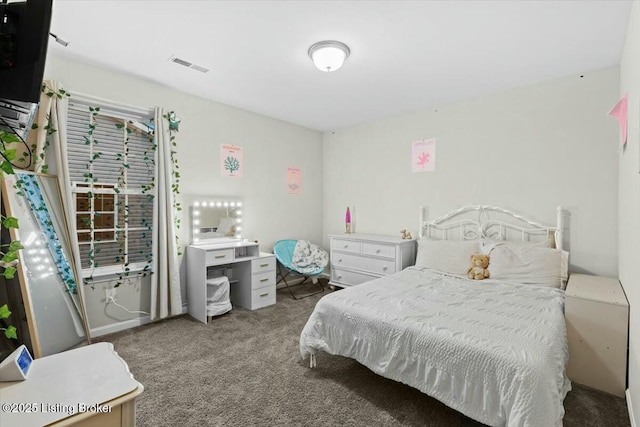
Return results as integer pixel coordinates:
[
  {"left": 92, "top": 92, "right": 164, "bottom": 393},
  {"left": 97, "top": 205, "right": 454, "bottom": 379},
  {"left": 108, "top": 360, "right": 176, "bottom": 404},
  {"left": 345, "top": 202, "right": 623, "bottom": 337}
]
[{"left": 274, "top": 240, "right": 327, "bottom": 276}]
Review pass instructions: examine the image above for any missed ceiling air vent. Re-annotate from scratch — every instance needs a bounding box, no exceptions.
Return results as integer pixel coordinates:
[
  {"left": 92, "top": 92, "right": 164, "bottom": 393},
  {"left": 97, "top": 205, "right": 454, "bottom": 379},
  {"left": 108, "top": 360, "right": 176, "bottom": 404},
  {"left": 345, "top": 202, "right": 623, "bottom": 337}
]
[{"left": 168, "top": 56, "right": 210, "bottom": 73}]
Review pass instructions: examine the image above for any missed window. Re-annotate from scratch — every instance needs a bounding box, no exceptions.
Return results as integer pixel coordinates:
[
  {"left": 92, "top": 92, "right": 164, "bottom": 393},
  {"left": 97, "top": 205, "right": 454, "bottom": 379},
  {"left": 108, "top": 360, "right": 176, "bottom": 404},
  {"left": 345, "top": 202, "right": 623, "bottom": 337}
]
[
  {"left": 66, "top": 102, "right": 155, "bottom": 277},
  {"left": 75, "top": 183, "right": 116, "bottom": 243}
]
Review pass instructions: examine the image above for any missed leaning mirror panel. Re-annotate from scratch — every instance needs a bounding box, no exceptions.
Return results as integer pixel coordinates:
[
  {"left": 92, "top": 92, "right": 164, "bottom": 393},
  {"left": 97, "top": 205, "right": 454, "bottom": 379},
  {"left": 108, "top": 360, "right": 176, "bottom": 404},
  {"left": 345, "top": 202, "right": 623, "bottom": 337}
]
[{"left": 1, "top": 172, "right": 90, "bottom": 357}]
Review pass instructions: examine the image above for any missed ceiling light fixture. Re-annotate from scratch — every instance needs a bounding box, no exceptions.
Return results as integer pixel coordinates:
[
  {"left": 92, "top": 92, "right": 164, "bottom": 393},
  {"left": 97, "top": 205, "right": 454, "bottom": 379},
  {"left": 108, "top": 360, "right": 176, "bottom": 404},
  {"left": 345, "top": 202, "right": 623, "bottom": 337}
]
[{"left": 308, "top": 40, "right": 350, "bottom": 72}]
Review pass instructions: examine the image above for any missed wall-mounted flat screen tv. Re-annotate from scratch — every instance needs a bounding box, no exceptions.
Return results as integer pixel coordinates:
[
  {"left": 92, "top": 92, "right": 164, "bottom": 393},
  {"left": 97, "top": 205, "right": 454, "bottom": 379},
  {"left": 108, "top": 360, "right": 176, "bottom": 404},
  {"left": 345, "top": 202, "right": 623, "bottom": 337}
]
[{"left": 0, "top": 0, "right": 53, "bottom": 103}]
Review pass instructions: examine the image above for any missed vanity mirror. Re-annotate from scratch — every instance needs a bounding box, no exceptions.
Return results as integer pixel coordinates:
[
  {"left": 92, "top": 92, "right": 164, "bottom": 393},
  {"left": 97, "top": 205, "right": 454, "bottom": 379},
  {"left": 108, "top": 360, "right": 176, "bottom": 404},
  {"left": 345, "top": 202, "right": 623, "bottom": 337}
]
[{"left": 188, "top": 198, "right": 243, "bottom": 244}]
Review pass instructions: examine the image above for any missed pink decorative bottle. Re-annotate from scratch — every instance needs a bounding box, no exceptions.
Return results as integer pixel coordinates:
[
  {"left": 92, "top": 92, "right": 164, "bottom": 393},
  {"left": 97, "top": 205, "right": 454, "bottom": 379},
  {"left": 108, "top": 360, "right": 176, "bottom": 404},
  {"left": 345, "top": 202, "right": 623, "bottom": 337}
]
[{"left": 345, "top": 207, "right": 351, "bottom": 233}]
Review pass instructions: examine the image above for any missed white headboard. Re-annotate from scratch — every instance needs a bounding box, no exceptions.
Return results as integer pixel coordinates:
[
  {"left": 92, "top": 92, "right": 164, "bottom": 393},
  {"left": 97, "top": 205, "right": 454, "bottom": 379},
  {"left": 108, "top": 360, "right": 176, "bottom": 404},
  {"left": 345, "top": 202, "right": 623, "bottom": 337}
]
[{"left": 419, "top": 205, "right": 564, "bottom": 251}]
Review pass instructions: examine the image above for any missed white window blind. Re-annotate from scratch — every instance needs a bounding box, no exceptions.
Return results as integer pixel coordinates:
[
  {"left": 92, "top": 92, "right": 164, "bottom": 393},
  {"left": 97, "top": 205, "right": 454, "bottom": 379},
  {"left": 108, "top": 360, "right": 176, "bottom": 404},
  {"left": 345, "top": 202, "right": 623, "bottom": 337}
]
[{"left": 66, "top": 102, "right": 155, "bottom": 276}]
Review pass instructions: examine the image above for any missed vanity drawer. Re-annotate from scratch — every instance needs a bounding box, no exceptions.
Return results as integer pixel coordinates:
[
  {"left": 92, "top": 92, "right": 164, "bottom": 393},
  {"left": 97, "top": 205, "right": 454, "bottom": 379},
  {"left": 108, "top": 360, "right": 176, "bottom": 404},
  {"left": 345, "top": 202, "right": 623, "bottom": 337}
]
[
  {"left": 205, "top": 249, "right": 234, "bottom": 265},
  {"left": 362, "top": 242, "right": 396, "bottom": 259},
  {"left": 331, "top": 238, "right": 362, "bottom": 254},
  {"left": 331, "top": 268, "right": 378, "bottom": 287},
  {"left": 252, "top": 257, "right": 276, "bottom": 274},
  {"left": 252, "top": 271, "right": 275, "bottom": 290},
  {"left": 332, "top": 252, "right": 397, "bottom": 275},
  {"left": 252, "top": 286, "right": 276, "bottom": 309}
]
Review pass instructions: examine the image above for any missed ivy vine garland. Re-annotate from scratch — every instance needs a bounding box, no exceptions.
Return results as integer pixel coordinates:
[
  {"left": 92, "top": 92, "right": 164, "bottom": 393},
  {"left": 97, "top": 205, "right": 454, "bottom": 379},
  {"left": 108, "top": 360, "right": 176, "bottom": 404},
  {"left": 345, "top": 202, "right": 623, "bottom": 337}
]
[
  {"left": 82, "top": 107, "right": 162, "bottom": 288},
  {"left": 0, "top": 84, "right": 70, "bottom": 341},
  {"left": 1, "top": 102, "right": 184, "bottom": 342},
  {"left": 164, "top": 111, "right": 182, "bottom": 256},
  {"left": 0, "top": 130, "right": 22, "bottom": 340},
  {"left": 81, "top": 106, "right": 100, "bottom": 286},
  {"left": 0, "top": 242, "right": 20, "bottom": 339},
  {"left": 25, "top": 83, "right": 70, "bottom": 173}
]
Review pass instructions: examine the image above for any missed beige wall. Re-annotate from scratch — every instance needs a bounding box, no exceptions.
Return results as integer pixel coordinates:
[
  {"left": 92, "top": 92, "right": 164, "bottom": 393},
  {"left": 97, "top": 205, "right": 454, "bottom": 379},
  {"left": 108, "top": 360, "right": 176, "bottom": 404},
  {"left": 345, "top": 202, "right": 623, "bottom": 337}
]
[
  {"left": 44, "top": 53, "right": 324, "bottom": 333},
  {"left": 323, "top": 67, "right": 620, "bottom": 278},
  {"left": 619, "top": 1, "right": 640, "bottom": 423}
]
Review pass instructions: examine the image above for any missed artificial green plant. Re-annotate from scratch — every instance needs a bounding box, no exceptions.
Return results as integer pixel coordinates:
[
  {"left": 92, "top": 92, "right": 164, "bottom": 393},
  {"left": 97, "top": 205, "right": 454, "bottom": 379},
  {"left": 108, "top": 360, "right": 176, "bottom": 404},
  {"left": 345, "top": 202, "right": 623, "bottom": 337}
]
[
  {"left": 0, "top": 84, "right": 69, "bottom": 341},
  {"left": 164, "top": 111, "right": 182, "bottom": 256},
  {"left": 0, "top": 130, "right": 23, "bottom": 340}
]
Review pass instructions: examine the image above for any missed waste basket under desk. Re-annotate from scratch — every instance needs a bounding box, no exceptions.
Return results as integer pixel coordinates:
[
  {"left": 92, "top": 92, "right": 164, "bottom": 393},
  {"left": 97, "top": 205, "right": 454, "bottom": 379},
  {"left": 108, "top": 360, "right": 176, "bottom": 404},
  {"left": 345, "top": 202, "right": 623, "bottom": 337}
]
[
  {"left": 565, "top": 273, "right": 629, "bottom": 397},
  {"left": 0, "top": 342, "right": 143, "bottom": 427}
]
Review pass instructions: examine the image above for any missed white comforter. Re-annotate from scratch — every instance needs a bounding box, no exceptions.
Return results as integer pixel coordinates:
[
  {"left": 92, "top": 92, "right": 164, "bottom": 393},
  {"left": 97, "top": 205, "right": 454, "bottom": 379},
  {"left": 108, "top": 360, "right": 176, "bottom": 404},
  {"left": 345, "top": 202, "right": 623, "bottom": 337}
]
[{"left": 299, "top": 267, "right": 571, "bottom": 427}]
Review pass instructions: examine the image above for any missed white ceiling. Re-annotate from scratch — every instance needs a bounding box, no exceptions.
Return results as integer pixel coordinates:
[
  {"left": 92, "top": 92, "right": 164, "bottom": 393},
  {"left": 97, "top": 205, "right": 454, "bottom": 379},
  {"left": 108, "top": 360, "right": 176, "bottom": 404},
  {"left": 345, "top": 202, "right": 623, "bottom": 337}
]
[{"left": 49, "top": 1, "right": 632, "bottom": 131}]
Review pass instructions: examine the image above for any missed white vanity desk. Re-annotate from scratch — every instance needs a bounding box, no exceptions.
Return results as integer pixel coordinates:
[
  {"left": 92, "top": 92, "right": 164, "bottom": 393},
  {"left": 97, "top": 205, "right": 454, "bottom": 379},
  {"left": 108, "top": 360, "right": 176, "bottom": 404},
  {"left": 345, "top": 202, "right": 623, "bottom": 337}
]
[{"left": 186, "top": 239, "right": 276, "bottom": 323}]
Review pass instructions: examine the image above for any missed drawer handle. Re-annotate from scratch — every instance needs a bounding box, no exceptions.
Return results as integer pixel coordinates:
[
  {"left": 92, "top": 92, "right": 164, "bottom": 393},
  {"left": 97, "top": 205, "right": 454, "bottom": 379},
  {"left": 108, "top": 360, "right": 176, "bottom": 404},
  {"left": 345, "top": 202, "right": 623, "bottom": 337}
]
[
  {"left": 343, "top": 244, "right": 348, "bottom": 248},
  {"left": 376, "top": 249, "right": 381, "bottom": 253},
  {"left": 337, "top": 275, "right": 342, "bottom": 280},
  {"left": 214, "top": 254, "right": 226, "bottom": 259},
  {"left": 382, "top": 266, "right": 388, "bottom": 271},
  {"left": 260, "top": 292, "right": 269, "bottom": 297},
  {"left": 260, "top": 263, "right": 269, "bottom": 267},
  {"left": 260, "top": 278, "right": 269, "bottom": 282},
  {"left": 338, "top": 258, "right": 343, "bottom": 262}
]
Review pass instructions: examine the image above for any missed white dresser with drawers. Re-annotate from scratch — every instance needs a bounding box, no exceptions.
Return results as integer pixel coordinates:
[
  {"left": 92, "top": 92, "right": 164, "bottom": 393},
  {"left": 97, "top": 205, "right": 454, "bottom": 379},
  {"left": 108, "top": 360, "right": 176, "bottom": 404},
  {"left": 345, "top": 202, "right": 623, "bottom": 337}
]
[
  {"left": 187, "top": 241, "right": 276, "bottom": 323},
  {"left": 329, "top": 234, "right": 416, "bottom": 287}
]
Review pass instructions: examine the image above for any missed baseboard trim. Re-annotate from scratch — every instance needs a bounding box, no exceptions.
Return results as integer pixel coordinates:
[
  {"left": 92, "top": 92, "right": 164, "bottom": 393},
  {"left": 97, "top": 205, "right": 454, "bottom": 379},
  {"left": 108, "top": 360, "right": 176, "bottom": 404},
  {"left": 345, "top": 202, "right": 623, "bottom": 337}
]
[
  {"left": 90, "top": 316, "right": 151, "bottom": 338},
  {"left": 629, "top": 389, "right": 637, "bottom": 427}
]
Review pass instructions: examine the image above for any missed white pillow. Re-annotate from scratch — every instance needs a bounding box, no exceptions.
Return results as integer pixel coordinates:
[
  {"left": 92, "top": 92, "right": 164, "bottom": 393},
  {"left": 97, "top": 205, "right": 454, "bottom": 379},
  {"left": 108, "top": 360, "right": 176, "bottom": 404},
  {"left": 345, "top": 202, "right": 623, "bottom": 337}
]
[
  {"left": 217, "top": 217, "right": 236, "bottom": 236},
  {"left": 485, "top": 243, "right": 568, "bottom": 288},
  {"left": 480, "top": 236, "right": 555, "bottom": 252},
  {"left": 415, "top": 239, "right": 480, "bottom": 275}
]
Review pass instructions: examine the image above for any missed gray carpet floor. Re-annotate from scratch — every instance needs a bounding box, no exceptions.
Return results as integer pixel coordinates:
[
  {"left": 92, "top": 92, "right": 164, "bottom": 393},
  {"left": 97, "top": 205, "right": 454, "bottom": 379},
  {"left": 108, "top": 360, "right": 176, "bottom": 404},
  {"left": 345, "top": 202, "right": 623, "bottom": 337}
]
[{"left": 98, "top": 281, "right": 631, "bottom": 427}]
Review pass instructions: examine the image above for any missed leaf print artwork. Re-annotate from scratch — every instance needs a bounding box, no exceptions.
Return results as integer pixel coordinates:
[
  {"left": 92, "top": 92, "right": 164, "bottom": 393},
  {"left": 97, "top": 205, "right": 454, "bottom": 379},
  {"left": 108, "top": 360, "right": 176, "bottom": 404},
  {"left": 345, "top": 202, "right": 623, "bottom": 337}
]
[
  {"left": 221, "top": 144, "right": 243, "bottom": 177},
  {"left": 224, "top": 156, "right": 240, "bottom": 174}
]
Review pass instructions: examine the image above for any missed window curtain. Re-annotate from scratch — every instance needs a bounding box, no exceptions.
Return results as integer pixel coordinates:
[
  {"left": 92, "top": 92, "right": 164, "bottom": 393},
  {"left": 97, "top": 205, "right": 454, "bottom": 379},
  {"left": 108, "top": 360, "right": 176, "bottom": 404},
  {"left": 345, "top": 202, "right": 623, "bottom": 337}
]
[
  {"left": 151, "top": 107, "right": 182, "bottom": 319},
  {"left": 31, "top": 80, "right": 91, "bottom": 341},
  {"left": 28, "top": 84, "right": 56, "bottom": 174}
]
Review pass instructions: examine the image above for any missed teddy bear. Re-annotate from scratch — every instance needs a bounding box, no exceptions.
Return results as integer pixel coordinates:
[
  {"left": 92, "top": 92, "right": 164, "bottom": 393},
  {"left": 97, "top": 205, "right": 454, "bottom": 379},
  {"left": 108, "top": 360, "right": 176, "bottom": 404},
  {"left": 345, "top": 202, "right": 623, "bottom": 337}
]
[
  {"left": 225, "top": 224, "right": 238, "bottom": 237},
  {"left": 467, "top": 254, "right": 490, "bottom": 280},
  {"left": 400, "top": 229, "right": 413, "bottom": 240}
]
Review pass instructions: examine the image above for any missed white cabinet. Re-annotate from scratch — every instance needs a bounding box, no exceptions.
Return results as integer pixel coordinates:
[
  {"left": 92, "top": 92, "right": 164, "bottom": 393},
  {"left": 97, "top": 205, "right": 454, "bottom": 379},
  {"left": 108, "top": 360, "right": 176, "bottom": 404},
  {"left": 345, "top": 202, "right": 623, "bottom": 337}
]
[
  {"left": 0, "top": 343, "right": 142, "bottom": 427},
  {"left": 230, "top": 257, "right": 277, "bottom": 310},
  {"left": 329, "top": 234, "right": 416, "bottom": 287},
  {"left": 565, "top": 274, "right": 629, "bottom": 397},
  {"left": 187, "top": 242, "right": 276, "bottom": 324}
]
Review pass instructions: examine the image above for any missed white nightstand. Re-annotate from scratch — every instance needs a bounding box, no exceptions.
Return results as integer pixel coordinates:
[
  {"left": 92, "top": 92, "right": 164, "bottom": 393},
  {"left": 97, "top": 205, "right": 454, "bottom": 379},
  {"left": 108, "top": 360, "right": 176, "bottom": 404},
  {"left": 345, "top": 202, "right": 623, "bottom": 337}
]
[
  {"left": 565, "top": 274, "right": 629, "bottom": 397},
  {"left": 0, "top": 342, "right": 143, "bottom": 427}
]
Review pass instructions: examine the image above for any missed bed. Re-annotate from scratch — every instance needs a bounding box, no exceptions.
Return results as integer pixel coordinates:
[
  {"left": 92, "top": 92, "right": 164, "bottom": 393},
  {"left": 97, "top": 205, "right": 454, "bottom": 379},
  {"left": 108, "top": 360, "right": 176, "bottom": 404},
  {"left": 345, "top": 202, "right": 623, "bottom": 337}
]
[{"left": 299, "top": 205, "right": 571, "bottom": 427}]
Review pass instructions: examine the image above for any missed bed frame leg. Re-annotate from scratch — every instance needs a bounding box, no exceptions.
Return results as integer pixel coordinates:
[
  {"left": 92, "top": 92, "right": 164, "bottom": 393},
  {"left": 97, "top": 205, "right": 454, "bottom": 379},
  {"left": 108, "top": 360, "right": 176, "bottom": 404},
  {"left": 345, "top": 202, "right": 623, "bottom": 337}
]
[{"left": 309, "top": 354, "right": 316, "bottom": 368}]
